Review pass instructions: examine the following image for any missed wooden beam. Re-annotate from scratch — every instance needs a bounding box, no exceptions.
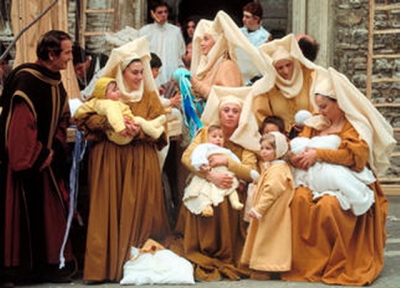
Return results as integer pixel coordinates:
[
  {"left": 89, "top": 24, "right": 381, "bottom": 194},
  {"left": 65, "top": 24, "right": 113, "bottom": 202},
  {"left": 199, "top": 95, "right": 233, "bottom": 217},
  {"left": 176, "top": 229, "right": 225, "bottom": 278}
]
[
  {"left": 374, "top": 103, "right": 400, "bottom": 108},
  {"left": 375, "top": 4, "right": 400, "bottom": 11},
  {"left": 366, "top": 0, "right": 374, "bottom": 99},
  {"left": 371, "top": 77, "right": 400, "bottom": 83},
  {"left": 373, "top": 28, "right": 400, "bottom": 35},
  {"left": 85, "top": 9, "right": 115, "bottom": 14},
  {"left": 84, "top": 31, "right": 114, "bottom": 36},
  {"left": 373, "top": 54, "right": 400, "bottom": 59},
  {"left": 381, "top": 185, "right": 400, "bottom": 196}
]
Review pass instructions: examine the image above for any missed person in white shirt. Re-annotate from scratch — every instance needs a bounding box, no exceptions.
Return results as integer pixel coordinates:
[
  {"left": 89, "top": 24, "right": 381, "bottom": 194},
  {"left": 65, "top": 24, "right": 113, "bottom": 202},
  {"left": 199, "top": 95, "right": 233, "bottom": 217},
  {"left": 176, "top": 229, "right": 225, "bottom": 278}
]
[
  {"left": 139, "top": 1, "right": 186, "bottom": 86},
  {"left": 238, "top": 2, "right": 270, "bottom": 84}
]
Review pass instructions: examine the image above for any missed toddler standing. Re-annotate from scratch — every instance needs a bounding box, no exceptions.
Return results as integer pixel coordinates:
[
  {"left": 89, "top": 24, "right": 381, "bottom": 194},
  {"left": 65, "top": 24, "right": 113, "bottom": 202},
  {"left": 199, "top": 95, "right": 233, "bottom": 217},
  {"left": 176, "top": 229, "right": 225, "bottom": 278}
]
[{"left": 241, "top": 131, "right": 294, "bottom": 279}]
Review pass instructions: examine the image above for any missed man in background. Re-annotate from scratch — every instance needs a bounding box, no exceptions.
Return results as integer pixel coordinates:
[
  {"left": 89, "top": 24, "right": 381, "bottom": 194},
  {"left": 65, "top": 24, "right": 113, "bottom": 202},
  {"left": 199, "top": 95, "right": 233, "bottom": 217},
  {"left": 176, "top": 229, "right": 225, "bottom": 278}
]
[
  {"left": 296, "top": 33, "right": 320, "bottom": 62},
  {"left": 72, "top": 43, "right": 108, "bottom": 90},
  {"left": 238, "top": 2, "right": 270, "bottom": 84},
  {"left": 139, "top": 1, "right": 186, "bottom": 86},
  {"left": 241, "top": 2, "right": 270, "bottom": 47}
]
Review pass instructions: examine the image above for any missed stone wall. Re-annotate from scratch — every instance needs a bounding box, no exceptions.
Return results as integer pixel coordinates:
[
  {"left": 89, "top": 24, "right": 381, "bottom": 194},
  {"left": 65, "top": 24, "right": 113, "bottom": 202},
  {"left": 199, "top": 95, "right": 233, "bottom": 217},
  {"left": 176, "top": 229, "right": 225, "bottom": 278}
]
[
  {"left": 333, "top": 0, "right": 400, "bottom": 180},
  {"left": 67, "top": 0, "right": 138, "bottom": 55},
  {"left": 67, "top": 0, "right": 115, "bottom": 54},
  {"left": 260, "top": 0, "right": 289, "bottom": 33}
]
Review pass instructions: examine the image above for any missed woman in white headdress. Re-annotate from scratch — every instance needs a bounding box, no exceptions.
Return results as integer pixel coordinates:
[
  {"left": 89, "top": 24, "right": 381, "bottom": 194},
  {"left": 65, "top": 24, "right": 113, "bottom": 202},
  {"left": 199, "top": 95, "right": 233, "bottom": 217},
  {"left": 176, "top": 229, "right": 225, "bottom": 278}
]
[
  {"left": 252, "top": 34, "right": 318, "bottom": 133},
  {"left": 189, "top": 10, "right": 267, "bottom": 101},
  {"left": 74, "top": 36, "right": 170, "bottom": 283},
  {"left": 281, "top": 68, "right": 395, "bottom": 286},
  {"left": 172, "top": 85, "right": 261, "bottom": 281}
]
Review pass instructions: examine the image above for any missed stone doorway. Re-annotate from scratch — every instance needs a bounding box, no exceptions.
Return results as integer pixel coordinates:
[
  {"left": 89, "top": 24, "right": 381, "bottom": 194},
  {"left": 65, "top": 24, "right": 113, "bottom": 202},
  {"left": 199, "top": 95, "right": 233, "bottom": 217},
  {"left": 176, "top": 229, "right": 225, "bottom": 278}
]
[
  {"left": 177, "top": 0, "right": 251, "bottom": 26},
  {"left": 149, "top": 0, "right": 289, "bottom": 33}
]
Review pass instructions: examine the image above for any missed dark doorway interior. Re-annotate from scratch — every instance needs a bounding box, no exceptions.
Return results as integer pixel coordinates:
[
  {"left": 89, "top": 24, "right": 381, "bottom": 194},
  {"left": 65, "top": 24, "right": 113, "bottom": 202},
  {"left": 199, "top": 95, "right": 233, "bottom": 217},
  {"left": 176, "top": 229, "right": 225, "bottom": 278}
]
[{"left": 178, "top": 0, "right": 251, "bottom": 26}]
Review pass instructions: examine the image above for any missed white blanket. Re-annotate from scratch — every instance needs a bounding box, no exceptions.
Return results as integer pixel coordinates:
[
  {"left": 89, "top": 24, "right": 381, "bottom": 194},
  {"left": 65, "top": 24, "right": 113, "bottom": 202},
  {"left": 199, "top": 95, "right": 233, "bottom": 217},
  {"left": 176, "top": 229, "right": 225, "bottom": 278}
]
[
  {"left": 291, "top": 135, "right": 376, "bottom": 216},
  {"left": 120, "top": 246, "right": 195, "bottom": 285}
]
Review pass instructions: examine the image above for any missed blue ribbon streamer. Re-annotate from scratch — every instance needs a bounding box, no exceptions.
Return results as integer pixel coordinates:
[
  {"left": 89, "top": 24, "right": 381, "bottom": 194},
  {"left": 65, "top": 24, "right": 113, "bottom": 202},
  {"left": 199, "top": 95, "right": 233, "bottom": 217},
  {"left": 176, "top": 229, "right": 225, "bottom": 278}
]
[
  {"left": 173, "top": 68, "right": 204, "bottom": 139},
  {"left": 59, "top": 127, "right": 87, "bottom": 268}
]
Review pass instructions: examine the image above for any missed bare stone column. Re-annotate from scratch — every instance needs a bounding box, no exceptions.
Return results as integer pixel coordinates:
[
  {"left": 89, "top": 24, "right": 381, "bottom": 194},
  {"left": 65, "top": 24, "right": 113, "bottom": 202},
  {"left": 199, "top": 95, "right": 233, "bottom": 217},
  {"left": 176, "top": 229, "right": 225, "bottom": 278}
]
[{"left": 292, "top": 0, "right": 334, "bottom": 67}]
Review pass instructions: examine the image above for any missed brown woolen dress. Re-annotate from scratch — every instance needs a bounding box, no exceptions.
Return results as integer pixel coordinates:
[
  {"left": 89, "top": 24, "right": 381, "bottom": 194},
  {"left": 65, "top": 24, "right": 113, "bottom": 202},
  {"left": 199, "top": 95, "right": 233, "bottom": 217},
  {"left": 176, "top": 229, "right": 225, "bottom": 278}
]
[
  {"left": 281, "top": 122, "right": 388, "bottom": 286},
  {"left": 168, "top": 127, "right": 257, "bottom": 281},
  {"left": 77, "top": 91, "right": 170, "bottom": 282}
]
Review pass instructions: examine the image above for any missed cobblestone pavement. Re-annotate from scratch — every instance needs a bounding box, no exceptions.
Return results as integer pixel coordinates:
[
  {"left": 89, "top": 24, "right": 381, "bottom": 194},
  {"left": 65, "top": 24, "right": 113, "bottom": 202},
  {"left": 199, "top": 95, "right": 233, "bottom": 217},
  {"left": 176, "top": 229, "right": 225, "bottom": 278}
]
[{"left": 8, "top": 196, "right": 400, "bottom": 288}]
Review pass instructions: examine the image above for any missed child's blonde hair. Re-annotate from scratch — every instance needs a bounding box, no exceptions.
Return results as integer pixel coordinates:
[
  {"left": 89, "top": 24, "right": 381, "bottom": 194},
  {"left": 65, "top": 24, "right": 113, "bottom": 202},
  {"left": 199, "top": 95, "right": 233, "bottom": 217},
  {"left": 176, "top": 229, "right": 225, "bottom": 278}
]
[
  {"left": 260, "top": 132, "right": 289, "bottom": 160},
  {"left": 260, "top": 133, "right": 275, "bottom": 147},
  {"left": 208, "top": 124, "right": 222, "bottom": 135}
]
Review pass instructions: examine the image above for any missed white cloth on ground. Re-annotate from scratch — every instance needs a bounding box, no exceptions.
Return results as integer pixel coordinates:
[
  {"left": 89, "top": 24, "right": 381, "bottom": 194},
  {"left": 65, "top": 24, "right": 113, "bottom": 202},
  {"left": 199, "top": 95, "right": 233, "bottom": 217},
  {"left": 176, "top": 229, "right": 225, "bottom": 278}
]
[{"left": 120, "top": 245, "right": 194, "bottom": 285}]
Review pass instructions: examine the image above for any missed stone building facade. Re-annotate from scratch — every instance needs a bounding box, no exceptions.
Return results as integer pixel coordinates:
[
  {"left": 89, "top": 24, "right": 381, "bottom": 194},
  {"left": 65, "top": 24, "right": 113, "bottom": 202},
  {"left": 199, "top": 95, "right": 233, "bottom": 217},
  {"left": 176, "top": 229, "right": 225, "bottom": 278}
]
[{"left": 331, "top": 0, "right": 400, "bottom": 185}]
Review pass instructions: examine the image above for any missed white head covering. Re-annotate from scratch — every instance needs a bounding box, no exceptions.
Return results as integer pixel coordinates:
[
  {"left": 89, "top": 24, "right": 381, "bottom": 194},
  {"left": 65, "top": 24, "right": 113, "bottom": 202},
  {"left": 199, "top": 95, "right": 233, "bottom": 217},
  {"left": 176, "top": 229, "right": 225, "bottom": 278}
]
[
  {"left": 271, "top": 46, "right": 292, "bottom": 64},
  {"left": 311, "top": 67, "right": 396, "bottom": 176},
  {"left": 313, "top": 70, "right": 336, "bottom": 99},
  {"left": 268, "top": 131, "right": 289, "bottom": 159},
  {"left": 101, "top": 36, "right": 157, "bottom": 102},
  {"left": 201, "top": 85, "right": 261, "bottom": 152},
  {"left": 257, "top": 34, "right": 318, "bottom": 99},
  {"left": 191, "top": 11, "right": 272, "bottom": 81},
  {"left": 219, "top": 95, "right": 243, "bottom": 109}
]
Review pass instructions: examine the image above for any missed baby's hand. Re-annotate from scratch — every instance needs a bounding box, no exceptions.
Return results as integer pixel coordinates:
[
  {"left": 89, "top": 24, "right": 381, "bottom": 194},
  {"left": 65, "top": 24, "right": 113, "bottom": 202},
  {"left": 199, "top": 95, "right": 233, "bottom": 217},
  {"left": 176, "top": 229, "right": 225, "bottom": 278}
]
[
  {"left": 119, "top": 129, "right": 130, "bottom": 138},
  {"left": 205, "top": 171, "right": 233, "bottom": 189},
  {"left": 199, "top": 164, "right": 210, "bottom": 172},
  {"left": 208, "top": 154, "right": 228, "bottom": 168},
  {"left": 124, "top": 122, "right": 141, "bottom": 138},
  {"left": 295, "top": 148, "right": 317, "bottom": 170},
  {"left": 170, "top": 93, "right": 181, "bottom": 107}
]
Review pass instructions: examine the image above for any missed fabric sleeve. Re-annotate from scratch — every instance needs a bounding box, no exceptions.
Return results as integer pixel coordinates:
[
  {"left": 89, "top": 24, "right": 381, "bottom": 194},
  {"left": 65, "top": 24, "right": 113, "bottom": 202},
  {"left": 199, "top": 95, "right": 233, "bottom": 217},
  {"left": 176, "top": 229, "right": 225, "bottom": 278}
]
[
  {"left": 134, "top": 91, "right": 168, "bottom": 150},
  {"left": 213, "top": 59, "right": 243, "bottom": 87},
  {"left": 159, "top": 96, "right": 171, "bottom": 108},
  {"left": 191, "top": 59, "right": 243, "bottom": 100},
  {"left": 303, "top": 122, "right": 369, "bottom": 172},
  {"left": 182, "top": 128, "right": 208, "bottom": 177},
  {"left": 73, "top": 98, "right": 97, "bottom": 119},
  {"left": 191, "top": 77, "right": 211, "bottom": 100},
  {"left": 96, "top": 100, "right": 127, "bottom": 133},
  {"left": 190, "top": 144, "right": 210, "bottom": 170},
  {"left": 7, "top": 100, "right": 50, "bottom": 172},
  {"left": 227, "top": 148, "right": 257, "bottom": 182},
  {"left": 74, "top": 111, "right": 109, "bottom": 142}
]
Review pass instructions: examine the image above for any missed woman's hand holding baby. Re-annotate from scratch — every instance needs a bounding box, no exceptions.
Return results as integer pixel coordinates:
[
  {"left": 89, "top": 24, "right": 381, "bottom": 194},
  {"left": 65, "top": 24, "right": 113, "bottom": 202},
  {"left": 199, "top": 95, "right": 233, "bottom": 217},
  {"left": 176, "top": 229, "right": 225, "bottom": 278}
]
[
  {"left": 292, "top": 148, "right": 318, "bottom": 170},
  {"left": 205, "top": 170, "right": 234, "bottom": 189},
  {"left": 123, "top": 117, "right": 141, "bottom": 137}
]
